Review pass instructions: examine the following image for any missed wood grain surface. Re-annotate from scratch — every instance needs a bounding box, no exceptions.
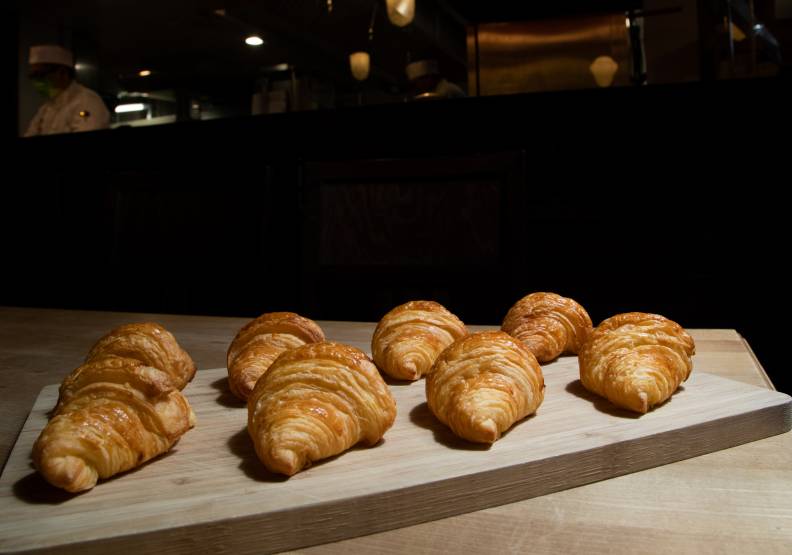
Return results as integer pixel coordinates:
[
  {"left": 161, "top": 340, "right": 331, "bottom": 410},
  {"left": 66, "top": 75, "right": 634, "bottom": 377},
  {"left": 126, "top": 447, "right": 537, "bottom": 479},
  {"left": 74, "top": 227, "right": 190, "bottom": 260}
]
[
  {"left": 1, "top": 356, "right": 789, "bottom": 554},
  {"left": 1, "top": 307, "right": 791, "bottom": 554}
]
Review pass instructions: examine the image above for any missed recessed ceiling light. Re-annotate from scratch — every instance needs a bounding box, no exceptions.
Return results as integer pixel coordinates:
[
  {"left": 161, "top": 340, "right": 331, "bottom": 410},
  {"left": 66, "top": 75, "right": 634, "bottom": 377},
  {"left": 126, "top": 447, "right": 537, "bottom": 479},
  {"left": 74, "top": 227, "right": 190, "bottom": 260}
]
[
  {"left": 138, "top": 70, "right": 152, "bottom": 77},
  {"left": 245, "top": 35, "right": 264, "bottom": 46}
]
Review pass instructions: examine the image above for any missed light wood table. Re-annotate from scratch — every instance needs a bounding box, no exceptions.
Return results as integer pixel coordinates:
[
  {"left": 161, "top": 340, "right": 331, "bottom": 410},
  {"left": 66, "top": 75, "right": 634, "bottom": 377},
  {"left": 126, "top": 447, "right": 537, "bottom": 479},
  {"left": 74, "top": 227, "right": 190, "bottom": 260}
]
[{"left": 0, "top": 306, "right": 789, "bottom": 554}]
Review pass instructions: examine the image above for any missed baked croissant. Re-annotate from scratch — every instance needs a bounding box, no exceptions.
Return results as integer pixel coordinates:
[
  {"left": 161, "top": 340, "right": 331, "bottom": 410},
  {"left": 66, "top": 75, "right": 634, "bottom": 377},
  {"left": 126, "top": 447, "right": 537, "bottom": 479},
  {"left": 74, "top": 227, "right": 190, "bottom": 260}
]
[
  {"left": 501, "top": 292, "right": 593, "bottom": 363},
  {"left": 87, "top": 322, "right": 196, "bottom": 390},
  {"left": 33, "top": 355, "right": 196, "bottom": 492},
  {"left": 227, "top": 312, "right": 325, "bottom": 400},
  {"left": 372, "top": 300, "right": 467, "bottom": 381},
  {"left": 578, "top": 312, "right": 696, "bottom": 413},
  {"left": 426, "top": 331, "right": 545, "bottom": 444},
  {"left": 248, "top": 341, "right": 396, "bottom": 476}
]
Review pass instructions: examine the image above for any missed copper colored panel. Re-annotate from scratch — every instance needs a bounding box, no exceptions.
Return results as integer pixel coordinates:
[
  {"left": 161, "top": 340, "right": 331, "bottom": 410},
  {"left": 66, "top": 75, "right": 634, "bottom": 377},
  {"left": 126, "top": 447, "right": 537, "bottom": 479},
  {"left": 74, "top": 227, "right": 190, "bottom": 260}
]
[{"left": 468, "top": 16, "right": 632, "bottom": 95}]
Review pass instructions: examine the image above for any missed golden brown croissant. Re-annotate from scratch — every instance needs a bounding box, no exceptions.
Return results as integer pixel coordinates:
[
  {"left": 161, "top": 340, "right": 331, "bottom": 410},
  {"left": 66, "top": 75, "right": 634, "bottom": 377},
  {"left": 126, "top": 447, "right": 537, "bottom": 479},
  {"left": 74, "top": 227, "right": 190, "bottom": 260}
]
[
  {"left": 501, "top": 292, "right": 593, "bottom": 363},
  {"left": 578, "top": 312, "right": 695, "bottom": 413},
  {"left": 372, "top": 300, "right": 467, "bottom": 381},
  {"left": 227, "top": 312, "right": 325, "bottom": 400},
  {"left": 426, "top": 331, "right": 545, "bottom": 444},
  {"left": 33, "top": 355, "right": 196, "bottom": 492},
  {"left": 248, "top": 341, "right": 396, "bottom": 476},
  {"left": 87, "top": 322, "right": 196, "bottom": 390}
]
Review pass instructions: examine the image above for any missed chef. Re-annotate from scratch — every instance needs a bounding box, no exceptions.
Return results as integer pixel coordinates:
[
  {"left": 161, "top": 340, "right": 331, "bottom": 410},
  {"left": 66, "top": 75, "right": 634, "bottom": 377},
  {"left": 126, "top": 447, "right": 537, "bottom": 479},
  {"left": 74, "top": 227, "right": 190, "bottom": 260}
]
[{"left": 24, "top": 45, "right": 110, "bottom": 137}]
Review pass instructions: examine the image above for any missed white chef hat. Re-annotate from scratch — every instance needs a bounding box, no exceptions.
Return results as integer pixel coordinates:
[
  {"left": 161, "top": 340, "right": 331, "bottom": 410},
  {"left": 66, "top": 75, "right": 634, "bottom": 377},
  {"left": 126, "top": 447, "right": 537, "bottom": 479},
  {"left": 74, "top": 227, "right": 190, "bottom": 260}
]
[
  {"left": 405, "top": 59, "right": 439, "bottom": 81},
  {"left": 29, "top": 45, "right": 74, "bottom": 68}
]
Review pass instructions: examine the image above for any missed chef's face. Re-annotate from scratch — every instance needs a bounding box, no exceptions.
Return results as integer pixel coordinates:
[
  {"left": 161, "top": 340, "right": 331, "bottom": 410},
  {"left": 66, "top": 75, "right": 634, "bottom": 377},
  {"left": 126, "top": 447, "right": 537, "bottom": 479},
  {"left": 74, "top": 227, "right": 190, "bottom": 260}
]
[{"left": 29, "top": 64, "right": 69, "bottom": 99}]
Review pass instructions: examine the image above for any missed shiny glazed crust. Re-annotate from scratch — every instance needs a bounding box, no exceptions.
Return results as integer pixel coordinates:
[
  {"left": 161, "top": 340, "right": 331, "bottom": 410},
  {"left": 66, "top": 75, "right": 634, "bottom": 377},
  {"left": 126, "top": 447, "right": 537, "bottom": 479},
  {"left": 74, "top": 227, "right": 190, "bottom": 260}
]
[
  {"left": 227, "top": 312, "right": 325, "bottom": 400},
  {"left": 248, "top": 341, "right": 396, "bottom": 476},
  {"left": 426, "top": 331, "right": 545, "bottom": 443},
  {"left": 87, "top": 322, "right": 196, "bottom": 390},
  {"left": 33, "top": 355, "right": 196, "bottom": 492},
  {"left": 578, "top": 312, "right": 696, "bottom": 413},
  {"left": 502, "top": 292, "right": 593, "bottom": 363},
  {"left": 372, "top": 300, "right": 467, "bottom": 381}
]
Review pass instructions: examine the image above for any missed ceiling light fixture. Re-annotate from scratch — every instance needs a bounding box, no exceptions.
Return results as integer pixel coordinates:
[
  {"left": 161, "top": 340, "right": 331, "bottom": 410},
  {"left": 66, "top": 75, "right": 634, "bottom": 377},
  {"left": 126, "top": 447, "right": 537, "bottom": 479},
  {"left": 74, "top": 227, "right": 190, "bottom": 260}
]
[
  {"left": 138, "top": 69, "right": 152, "bottom": 77},
  {"left": 349, "top": 52, "right": 370, "bottom": 81},
  {"left": 386, "top": 0, "right": 415, "bottom": 27},
  {"left": 245, "top": 35, "right": 264, "bottom": 46},
  {"left": 589, "top": 56, "right": 619, "bottom": 88}
]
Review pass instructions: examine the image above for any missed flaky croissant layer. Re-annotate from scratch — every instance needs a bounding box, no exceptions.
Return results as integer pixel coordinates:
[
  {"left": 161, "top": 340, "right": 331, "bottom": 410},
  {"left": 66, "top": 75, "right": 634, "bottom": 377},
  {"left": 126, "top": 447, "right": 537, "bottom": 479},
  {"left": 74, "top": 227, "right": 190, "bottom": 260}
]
[
  {"left": 427, "top": 331, "right": 545, "bottom": 444},
  {"left": 579, "top": 312, "right": 696, "bottom": 413},
  {"left": 33, "top": 356, "right": 196, "bottom": 492},
  {"left": 372, "top": 300, "right": 467, "bottom": 381},
  {"left": 227, "top": 312, "right": 325, "bottom": 400},
  {"left": 248, "top": 341, "right": 396, "bottom": 476},
  {"left": 501, "top": 292, "right": 592, "bottom": 363},
  {"left": 87, "top": 322, "right": 196, "bottom": 390}
]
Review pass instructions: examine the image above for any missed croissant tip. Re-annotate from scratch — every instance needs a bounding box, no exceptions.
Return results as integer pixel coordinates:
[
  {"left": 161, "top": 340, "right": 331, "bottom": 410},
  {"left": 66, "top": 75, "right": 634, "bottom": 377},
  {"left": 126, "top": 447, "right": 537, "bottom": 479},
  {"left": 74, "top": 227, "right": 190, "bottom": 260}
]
[
  {"left": 401, "top": 361, "right": 420, "bottom": 381},
  {"left": 39, "top": 455, "right": 97, "bottom": 492},
  {"left": 270, "top": 448, "right": 301, "bottom": 476},
  {"left": 638, "top": 391, "right": 649, "bottom": 414},
  {"left": 475, "top": 419, "right": 499, "bottom": 444}
]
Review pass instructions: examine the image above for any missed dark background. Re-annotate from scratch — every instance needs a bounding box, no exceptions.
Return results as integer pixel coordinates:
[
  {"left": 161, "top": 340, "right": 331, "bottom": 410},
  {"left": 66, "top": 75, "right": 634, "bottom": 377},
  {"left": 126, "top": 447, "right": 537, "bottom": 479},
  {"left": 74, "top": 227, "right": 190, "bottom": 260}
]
[
  {"left": 12, "top": 0, "right": 792, "bottom": 134},
  {"left": 2, "top": 76, "right": 788, "bottom": 392}
]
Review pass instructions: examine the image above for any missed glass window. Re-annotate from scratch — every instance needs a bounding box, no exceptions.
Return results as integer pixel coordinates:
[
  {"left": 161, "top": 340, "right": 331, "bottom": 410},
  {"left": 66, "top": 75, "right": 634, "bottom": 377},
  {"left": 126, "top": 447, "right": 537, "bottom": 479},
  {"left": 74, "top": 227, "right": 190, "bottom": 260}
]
[{"left": 16, "top": 0, "right": 786, "bottom": 136}]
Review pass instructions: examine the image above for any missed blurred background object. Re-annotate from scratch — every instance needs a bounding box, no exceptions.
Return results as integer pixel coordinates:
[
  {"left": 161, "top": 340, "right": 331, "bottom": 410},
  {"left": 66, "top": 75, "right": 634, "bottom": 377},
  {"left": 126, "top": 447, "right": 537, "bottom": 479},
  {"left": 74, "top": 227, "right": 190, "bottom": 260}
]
[
  {"left": 6, "top": 0, "right": 791, "bottom": 393},
  {"left": 24, "top": 43, "right": 110, "bottom": 136},
  {"left": 12, "top": 0, "right": 790, "bottom": 136}
]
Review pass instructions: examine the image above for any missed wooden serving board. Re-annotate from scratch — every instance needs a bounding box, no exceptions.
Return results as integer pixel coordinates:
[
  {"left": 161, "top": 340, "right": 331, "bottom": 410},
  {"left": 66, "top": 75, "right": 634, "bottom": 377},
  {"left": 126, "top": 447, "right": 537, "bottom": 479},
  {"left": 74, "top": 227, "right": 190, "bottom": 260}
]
[{"left": 1, "top": 359, "right": 790, "bottom": 555}]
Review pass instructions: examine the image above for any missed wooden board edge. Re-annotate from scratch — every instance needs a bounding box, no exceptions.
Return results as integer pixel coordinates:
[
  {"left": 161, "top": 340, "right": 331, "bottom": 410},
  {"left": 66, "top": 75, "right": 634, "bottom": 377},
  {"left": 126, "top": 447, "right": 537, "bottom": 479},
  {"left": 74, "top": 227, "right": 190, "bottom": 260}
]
[
  {"left": 737, "top": 334, "right": 776, "bottom": 391},
  {"left": 0, "top": 392, "right": 53, "bottom": 477},
  {"left": 3, "top": 395, "right": 790, "bottom": 555},
  {"left": 0, "top": 425, "right": 24, "bottom": 478}
]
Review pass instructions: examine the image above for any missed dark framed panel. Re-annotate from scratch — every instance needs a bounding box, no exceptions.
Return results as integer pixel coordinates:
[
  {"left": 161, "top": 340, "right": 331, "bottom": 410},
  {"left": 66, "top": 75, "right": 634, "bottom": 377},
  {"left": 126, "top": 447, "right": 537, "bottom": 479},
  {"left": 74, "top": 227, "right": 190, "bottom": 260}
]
[
  {"left": 301, "top": 151, "right": 526, "bottom": 324},
  {"left": 105, "top": 164, "right": 301, "bottom": 316}
]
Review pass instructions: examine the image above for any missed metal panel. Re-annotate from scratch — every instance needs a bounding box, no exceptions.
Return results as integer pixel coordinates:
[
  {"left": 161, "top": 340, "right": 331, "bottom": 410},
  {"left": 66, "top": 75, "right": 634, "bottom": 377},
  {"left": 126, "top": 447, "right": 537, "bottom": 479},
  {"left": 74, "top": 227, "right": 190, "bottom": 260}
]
[{"left": 469, "top": 15, "right": 632, "bottom": 95}]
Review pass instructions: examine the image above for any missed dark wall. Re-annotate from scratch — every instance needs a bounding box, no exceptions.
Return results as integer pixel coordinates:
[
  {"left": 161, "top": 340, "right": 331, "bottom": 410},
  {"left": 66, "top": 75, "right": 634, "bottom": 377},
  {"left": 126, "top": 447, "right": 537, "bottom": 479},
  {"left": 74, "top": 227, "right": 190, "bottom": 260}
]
[
  {"left": 4, "top": 5, "right": 18, "bottom": 140},
  {"left": 3, "top": 77, "right": 789, "bottom": 392}
]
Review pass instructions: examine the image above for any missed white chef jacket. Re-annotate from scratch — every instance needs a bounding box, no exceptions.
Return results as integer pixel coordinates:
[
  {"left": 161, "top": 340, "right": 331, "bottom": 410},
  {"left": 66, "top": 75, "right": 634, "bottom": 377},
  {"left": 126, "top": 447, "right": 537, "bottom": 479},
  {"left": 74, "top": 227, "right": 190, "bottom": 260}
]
[{"left": 24, "top": 81, "right": 110, "bottom": 137}]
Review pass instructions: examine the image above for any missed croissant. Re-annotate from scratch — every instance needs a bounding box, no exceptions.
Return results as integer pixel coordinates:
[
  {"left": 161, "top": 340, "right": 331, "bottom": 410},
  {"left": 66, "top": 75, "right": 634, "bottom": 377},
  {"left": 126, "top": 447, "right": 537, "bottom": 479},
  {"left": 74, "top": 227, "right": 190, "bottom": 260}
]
[
  {"left": 501, "top": 292, "right": 593, "bottom": 363},
  {"left": 578, "top": 312, "right": 696, "bottom": 413},
  {"left": 87, "top": 322, "right": 196, "bottom": 390},
  {"left": 227, "top": 312, "right": 325, "bottom": 400},
  {"left": 33, "top": 355, "right": 196, "bottom": 492},
  {"left": 372, "top": 300, "right": 467, "bottom": 381},
  {"left": 248, "top": 341, "right": 396, "bottom": 476},
  {"left": 426, "top": 331, "right": 545, "bottom": 444}
]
